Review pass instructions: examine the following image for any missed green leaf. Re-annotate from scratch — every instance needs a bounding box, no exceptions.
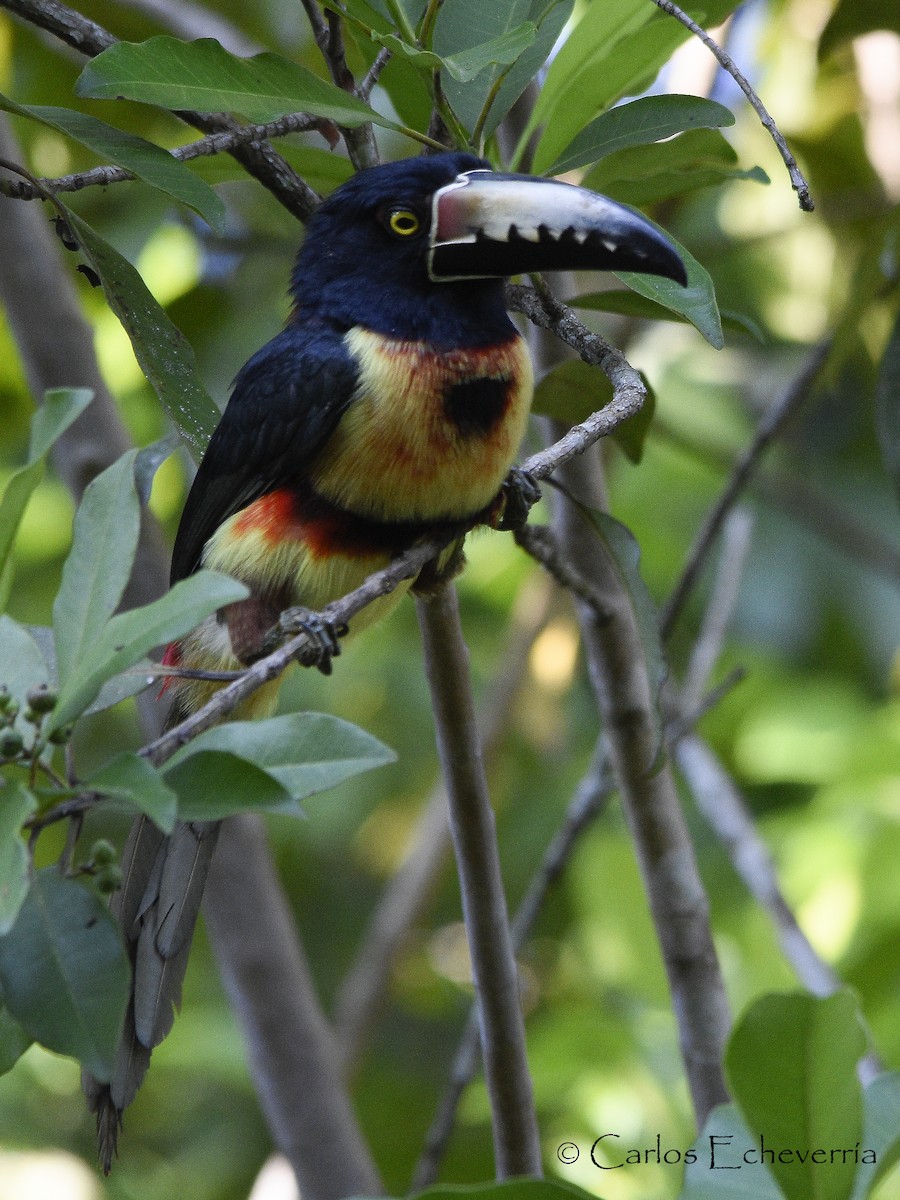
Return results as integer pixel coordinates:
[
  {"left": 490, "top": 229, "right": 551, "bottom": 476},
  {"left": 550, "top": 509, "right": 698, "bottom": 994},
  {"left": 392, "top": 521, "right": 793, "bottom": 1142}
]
[
  {"left": 681, "top": 1103, "right": 785, "bottom": 1198},
  {"left": 411, "top": 1180, "right": 606, "bottom": 1200},
  {"left": 331, "top": 0, "right": 394, "bottom": 35},
  {"left": 725, "top": 991, "right": 867, "bottom": 1200},
  {"left": 615, "top": 223, "right": 724, "bottom": 350},
  {"left": 0, "top": 1005, "right": 33, "bottom": 1076},
  {"left": 23, "top": 625, "right": 153, "bottom": 716},
  {"left": 875, "top": 307, "right": 900, "bottom": 506},
  {"left": 584, "top": 128, "right": 769, "bottom": 207},
  {"left": 52, "top": 202, "right": 220, "bottom": 458},
  {"left": 523, "top": 0, "right": 651, "bottom": 160},
  {"left": 531, "top": 359, "right": 655, "bottom": 463},
  {"left": 52, "top": 450, "right": 141, "bottom": 692},
  {"left": 0, "top": 460, "right": 44, "bottom": 612},
  {"left": 165, "top": 711, "right": 395, "bottom": 814},
  {"left": 135, "top": 434, "right": 180, "bottom": 506},
  {"left": 568, "top": 289, "right": 763, "bottom": 341},
  {"left": 0, "top": 618, "right": 50, "bottom": 745},
  {"left": 851, "top": 1073, "right": 900, "bottom": 1200},
  {"left": 0, "top": 869, "right": 129, "bottom": 1081},
  {"left": 49, "top": 570, "right": 249, "bottom": 732},
  {"left": 583, "top": 512, "right": 668, "bottom": 771},
  {"left": 0, "top": 389, "right": 93, "bottom": 599},
  {"left": 481, "top": 0, "right": 573, "bottom": 142},
  {"left": 30, "top": 388, "right": 96, "bottom": 462},
  {"left": 0, "top": 782, "right": 37, "bottom": 936},
  {"left": 530, "top": 13, "right": 690, "bottom": 174},
  {"left": 532, "top": 358, "right": 614, "bottom": 425},
  {"left": 546, "top": 94, "right": 736, "bottom": 176},
  {"left": 87, "top": 752, "right": 179, "bottom": 834},
  {"left": 76, "top": 36, "right": 399, "bottom": 131},
  {"left": 433, "top": 0, "right": 556, "bottom": 136},
  {"left": 0, "top": 93, "right": 224, "bottom": 233},
  {"left": 163, "top": 751, "right": 295, "bottom": 819},
  {"left": 373, "top": 22, "right": 536, "bottom": 82}
]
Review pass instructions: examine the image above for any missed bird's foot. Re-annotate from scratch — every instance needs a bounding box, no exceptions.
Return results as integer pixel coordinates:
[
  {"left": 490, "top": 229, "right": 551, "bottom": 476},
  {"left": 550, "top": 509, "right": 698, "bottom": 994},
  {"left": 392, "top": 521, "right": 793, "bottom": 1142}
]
[
  {"left": 494, "top": 468, "right": 542, "bottom": 531},
  {"left": 264, "top": 607, "right": 344, "bottom": 675}
]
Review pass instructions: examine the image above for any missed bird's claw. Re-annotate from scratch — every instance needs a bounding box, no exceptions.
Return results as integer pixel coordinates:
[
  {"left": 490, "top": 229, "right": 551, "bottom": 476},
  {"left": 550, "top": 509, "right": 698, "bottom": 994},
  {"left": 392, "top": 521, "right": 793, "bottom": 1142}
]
[
  {"left": 495, "top": 468, "right": 541, "bottom": 531},
  {"left": 265, "top": 607, "right": 344, "bottom": 675}
]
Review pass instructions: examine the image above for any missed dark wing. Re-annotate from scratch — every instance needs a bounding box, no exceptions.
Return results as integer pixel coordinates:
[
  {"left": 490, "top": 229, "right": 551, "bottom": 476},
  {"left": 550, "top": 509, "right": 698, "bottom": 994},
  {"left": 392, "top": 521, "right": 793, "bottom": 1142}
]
[{"left": 170, "top": 324, "right": 360, "bottom": 584}]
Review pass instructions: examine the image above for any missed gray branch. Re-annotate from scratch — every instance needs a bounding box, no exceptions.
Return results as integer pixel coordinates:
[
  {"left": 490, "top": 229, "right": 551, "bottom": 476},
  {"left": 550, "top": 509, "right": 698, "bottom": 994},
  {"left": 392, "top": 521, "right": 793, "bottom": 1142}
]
[{"left": 417, "top": 584, "right": 542, "bottom": 1179}]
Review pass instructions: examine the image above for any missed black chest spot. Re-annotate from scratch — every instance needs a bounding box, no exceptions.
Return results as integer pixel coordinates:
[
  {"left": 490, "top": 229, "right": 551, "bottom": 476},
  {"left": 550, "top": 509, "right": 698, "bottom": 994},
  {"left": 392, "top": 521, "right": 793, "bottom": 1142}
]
[{"left": 443, "top": 376, "right": 512, "bottom": 438}]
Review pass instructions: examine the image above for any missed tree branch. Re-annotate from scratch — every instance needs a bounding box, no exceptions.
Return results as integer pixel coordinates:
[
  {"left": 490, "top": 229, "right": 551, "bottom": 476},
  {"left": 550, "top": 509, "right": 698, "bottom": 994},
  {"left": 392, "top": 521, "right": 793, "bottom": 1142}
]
[
  {"left": 416, "top": 584, "right": 542, "bottom": 1180},
  {"left": 517, "top": 263, "right": 737, "bottom": 1136},
  {"left": 679, "top": 508, "right": 754, "bottom": 712},
  {"left": 556, "top": 451, "right": 732, "bottom": 1125},
  {"left": 0, "top": 111, "right": 326, "bottom": 202}
]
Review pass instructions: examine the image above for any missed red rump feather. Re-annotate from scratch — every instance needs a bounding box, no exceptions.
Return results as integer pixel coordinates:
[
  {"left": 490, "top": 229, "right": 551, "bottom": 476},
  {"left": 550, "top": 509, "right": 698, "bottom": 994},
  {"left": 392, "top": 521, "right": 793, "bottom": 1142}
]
[{"left": 158, "top": 640, "right": 182, "bottom": 697}]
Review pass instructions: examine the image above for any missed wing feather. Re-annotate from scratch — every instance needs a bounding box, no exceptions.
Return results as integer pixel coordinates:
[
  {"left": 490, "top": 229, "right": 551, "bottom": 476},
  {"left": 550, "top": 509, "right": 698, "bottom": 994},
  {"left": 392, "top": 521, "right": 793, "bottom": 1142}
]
[{"left": 170, "top": 324, "right": 360, "bottom": 584}]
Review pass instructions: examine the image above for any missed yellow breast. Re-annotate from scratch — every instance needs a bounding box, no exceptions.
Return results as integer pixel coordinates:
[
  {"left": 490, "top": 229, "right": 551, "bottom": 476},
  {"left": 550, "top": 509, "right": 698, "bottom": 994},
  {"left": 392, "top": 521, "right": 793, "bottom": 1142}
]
[{"left": 311, "top": 327, "right": 534, "bottom": 521}]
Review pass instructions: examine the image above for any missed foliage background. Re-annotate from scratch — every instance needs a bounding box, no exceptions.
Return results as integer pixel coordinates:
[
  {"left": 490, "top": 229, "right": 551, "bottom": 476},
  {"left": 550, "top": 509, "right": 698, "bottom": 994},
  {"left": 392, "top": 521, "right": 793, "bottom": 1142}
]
[{"left": 0, "top": 0, "right": 898, "bottom": 1197}]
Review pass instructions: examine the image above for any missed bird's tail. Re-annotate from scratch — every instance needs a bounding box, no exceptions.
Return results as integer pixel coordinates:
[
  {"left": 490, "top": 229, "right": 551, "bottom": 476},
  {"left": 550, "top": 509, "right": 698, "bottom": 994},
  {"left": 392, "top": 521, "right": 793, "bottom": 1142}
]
[{"left": 83, "top": 687, "right": 222, "bottom": 1173}]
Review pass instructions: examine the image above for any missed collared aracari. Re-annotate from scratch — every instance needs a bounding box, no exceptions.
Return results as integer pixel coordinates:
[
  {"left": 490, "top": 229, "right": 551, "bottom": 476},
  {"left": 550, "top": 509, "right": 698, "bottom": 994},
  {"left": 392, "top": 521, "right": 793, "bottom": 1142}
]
[{"left": 85, "top": 151, "right": 686, "bottom": 1165}]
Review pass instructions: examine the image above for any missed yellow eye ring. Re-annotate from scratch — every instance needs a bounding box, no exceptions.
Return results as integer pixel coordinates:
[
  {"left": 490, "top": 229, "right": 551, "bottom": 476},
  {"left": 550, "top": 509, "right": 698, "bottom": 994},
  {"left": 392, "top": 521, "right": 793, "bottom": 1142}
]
[{"left": 388, "top": 208, "right": 421, "bottom": 237}]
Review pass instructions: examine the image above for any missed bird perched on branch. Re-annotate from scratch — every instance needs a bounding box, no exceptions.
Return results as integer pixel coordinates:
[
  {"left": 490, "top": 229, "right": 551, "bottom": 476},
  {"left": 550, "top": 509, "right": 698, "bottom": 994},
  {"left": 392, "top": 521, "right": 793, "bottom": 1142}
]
[{"left": 84, "top": 150, "right": 686, "bottom": 1168}]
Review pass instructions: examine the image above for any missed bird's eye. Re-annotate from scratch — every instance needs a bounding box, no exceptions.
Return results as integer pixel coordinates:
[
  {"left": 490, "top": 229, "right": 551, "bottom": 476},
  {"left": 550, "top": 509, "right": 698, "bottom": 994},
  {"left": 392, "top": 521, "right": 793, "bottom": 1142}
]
[{"left": 387, "top": 208, "right": 421, "bottom": 237}]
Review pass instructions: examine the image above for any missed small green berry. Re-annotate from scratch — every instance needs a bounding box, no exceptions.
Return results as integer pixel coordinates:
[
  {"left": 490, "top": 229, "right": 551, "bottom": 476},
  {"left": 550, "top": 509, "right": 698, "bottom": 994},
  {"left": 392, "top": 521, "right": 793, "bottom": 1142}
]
[
  {"left": 26, "top": 684, "right": 58, "bottom": 715},
  {"left": 48, "top": 725, "right": 74, "bottom": 745},
  {"left": 96, "top": 864, "right": 123, "bottom": 895},
  {"left": 90, "top": 839, "right": 116, "bottom": 867},
  {"left": 0, "top": 686, "right": 10, "bottom": 711},
  {"left": 0, "top": 728, "right": 24, "bottom": 759}
]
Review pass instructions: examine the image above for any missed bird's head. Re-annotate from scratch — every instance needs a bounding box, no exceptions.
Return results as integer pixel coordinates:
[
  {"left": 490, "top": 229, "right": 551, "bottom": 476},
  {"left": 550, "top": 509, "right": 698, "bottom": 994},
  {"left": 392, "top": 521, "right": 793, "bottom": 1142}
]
[{"left": 290, "top": 152, "right": 686, "bottom": 343}]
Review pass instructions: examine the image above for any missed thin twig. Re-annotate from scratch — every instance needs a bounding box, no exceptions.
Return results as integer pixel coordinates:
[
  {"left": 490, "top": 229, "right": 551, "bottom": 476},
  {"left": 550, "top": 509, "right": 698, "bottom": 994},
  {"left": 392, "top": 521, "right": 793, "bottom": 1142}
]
[
  {"left": 680, "top": 508, "right": 754, "bottom": 712},
  {"left": 676, "top": 734, "right": 837, "bottom": 992},
  {"left": 299, "top": 0, "right": 331, "bottom": 54},
  {"left": 358, "top": 47, "right": 392, "bottom": 102},
  {"left": 321, "top": 5, "right": 380, "bottom": 170},
  {"left": 514, "top": 524, "right": 614, "bottom": 621},
  {"left": 651, "top": 0, "right": 814, "bottom": 211},
  {"left": 0, "top": 112, "right": 326, "bottom": 202},
  {"left": 416, "top": 583, "right": 542, "bottom": 1179},
  {"left": 652, "top": 417, "right": 900, "bottom": 590},
  {"left": 660, "top": 337, "right": 832, "bottom": 640}
]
